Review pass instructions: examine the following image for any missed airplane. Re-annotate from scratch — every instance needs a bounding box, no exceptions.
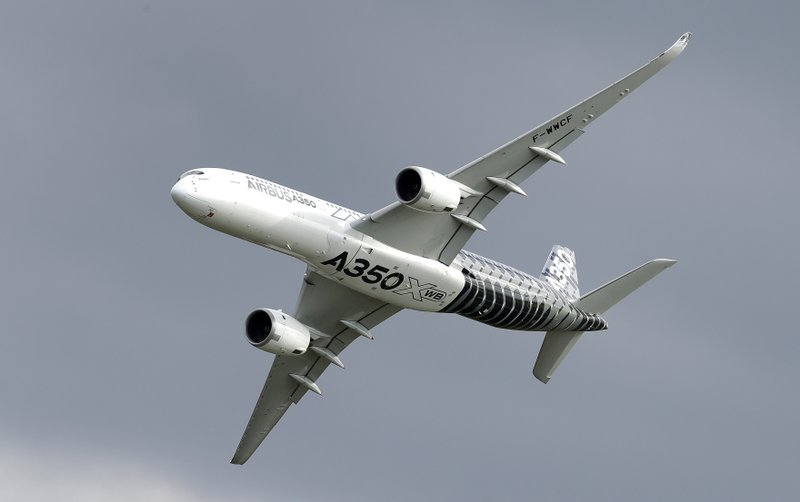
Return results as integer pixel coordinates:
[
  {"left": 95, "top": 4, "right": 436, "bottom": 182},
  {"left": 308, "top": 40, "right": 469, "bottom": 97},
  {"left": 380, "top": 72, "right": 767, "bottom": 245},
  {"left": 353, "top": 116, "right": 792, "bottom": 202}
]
[{"left": 171, "top": 33, "right": 690, "bottom": 465}]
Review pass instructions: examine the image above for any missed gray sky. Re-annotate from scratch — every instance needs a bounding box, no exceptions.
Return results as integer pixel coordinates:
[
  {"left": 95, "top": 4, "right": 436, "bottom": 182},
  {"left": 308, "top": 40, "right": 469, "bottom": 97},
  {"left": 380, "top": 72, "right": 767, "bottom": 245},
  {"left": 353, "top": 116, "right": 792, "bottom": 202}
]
[{"left": 2, "top": 1, "right": 798, "bottom": 500}]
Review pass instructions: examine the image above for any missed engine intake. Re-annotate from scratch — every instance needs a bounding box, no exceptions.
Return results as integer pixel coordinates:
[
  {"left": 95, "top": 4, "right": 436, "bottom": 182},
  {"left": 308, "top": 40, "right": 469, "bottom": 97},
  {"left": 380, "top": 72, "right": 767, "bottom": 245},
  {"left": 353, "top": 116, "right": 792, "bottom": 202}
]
[
  {"left": 245, "top": 308, "right": 311, "bottom": 356},
  {"left": 395, "top": 166, "right": 462, "bottom": 213}
]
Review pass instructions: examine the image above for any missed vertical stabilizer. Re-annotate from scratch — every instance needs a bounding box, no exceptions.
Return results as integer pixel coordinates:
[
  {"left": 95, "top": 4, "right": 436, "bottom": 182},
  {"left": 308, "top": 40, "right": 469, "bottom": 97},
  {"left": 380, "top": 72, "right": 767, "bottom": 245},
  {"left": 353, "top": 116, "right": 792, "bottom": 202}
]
[{"left": 539, "top": 245, "right": 580, "bottom": 302}]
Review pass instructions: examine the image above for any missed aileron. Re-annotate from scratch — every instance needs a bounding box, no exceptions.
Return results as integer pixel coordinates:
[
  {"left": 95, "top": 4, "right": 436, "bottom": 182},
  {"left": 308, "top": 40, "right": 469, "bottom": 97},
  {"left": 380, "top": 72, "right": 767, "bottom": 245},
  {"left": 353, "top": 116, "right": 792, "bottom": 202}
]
[{"left": 230, "top": 272, "right": 401, "bottom": 464}]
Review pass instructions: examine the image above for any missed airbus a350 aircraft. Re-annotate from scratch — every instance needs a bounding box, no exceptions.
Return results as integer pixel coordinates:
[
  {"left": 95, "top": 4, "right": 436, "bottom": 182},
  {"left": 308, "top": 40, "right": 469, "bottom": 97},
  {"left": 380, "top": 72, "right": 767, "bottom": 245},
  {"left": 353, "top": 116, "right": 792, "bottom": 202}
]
[{"left": 172, "top": 33, "right": 690, "bottom": 464}]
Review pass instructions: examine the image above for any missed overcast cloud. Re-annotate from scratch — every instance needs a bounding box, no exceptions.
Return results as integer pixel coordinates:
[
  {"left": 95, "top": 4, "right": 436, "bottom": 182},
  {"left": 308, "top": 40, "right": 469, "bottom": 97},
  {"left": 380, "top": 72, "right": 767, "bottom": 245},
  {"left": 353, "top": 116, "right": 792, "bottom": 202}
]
[{"left": 1, "top": 1, "right": 798, "bottom": 500}]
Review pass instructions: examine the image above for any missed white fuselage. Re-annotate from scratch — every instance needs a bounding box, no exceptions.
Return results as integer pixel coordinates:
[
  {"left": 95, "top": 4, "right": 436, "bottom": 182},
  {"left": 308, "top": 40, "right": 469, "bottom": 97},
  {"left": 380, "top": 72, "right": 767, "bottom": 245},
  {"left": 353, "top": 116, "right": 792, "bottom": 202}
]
[
  {"left": 171, "top": 168, "right": 466, "bottom": 312},
  {"left": 171, "top": 168, "right": 607, "bottom": 333}
]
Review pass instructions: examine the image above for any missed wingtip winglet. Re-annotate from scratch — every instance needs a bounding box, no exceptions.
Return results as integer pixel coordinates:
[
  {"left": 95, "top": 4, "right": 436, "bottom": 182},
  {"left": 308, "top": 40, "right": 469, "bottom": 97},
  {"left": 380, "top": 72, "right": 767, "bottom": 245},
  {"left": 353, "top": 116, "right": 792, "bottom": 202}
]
[
  {"left": 652, "top": 258, "right": 678, "bottom": 268},
  {"left": 672, "top": 32, "right": 692, "bottom": 50},
  {"left": 657, "top": 32, "right": 692, "bottom": 63},
  {"left": 669, "top": 32, "right": 691, "bottom": 54}
]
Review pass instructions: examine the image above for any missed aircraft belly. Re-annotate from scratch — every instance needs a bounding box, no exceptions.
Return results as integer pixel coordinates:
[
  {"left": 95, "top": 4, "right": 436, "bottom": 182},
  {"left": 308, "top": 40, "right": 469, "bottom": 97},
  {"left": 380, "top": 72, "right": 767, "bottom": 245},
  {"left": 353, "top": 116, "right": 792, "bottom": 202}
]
[
  {"left": 310, "top": 233, "right": 465, "bottom": 312},
  {"left": 443, "top": 251, "right": 606, "bottom": 332}
]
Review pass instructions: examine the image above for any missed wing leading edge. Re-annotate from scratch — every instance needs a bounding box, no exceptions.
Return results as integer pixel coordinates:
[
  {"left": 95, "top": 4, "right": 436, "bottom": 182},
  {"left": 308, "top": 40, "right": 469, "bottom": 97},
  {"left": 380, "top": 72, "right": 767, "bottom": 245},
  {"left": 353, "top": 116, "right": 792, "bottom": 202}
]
[
  {"left": 231, "top": 270, "right": 402, "bottom": 465},
  {"left": 353, "top": 33, "right": 691, "bottom": 264}
]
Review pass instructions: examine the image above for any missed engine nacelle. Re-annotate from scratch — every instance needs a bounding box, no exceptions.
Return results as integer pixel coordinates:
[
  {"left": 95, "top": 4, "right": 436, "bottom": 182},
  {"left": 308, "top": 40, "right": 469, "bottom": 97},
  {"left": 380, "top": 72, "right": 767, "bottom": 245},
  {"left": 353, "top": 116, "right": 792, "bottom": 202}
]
[
  {"left": 395, "top": 166, "right": 462, "bottom": 213},
  {"left": 245, "top": 308, "right": 311, "bottom": 356}
]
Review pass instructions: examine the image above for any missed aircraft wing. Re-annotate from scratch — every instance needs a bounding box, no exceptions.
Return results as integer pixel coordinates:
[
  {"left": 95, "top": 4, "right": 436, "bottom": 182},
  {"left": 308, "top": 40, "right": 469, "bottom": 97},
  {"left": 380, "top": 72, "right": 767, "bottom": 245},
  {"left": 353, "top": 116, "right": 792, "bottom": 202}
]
[
  {"left": 230, "top": 269, "right": 402, "bottom": 465},
  {"left": 353, "top": 33, "right": 691, "bottom": 265}
]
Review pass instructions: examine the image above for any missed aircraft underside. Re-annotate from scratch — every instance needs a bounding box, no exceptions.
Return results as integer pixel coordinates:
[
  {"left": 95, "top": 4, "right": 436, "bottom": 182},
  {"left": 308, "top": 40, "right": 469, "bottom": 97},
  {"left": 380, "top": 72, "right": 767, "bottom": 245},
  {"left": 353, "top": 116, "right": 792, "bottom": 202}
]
[
  {"left": 444, "top": 250, "right": 607, "bottom": 331},
  {"left": 169, "top": 32, "right": 690, "bottom": 464}
]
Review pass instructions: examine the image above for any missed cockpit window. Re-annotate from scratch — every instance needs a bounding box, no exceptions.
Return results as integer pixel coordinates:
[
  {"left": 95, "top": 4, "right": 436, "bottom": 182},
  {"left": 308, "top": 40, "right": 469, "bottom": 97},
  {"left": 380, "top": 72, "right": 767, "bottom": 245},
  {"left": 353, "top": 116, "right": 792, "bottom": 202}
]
[{"left": 179, "top": 170, "right": 205, "bottom": 180}]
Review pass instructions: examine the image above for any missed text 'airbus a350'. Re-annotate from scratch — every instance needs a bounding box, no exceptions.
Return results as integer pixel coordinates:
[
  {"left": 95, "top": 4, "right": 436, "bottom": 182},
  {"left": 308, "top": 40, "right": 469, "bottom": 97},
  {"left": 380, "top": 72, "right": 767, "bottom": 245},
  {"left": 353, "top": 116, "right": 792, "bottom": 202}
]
[{"left": 172, "top": 33, "right": 690, "bottom": 464}]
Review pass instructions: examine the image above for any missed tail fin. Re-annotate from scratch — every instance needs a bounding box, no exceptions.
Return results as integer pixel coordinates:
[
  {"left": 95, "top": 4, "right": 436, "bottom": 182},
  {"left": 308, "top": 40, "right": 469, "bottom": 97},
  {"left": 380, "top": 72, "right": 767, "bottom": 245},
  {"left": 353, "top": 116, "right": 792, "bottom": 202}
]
[
  {"left": 539, "top": 245, "right": 580, "bottom": 302},
  {"left": 532, "top": 258, "right": 676, "bottom": 384}
]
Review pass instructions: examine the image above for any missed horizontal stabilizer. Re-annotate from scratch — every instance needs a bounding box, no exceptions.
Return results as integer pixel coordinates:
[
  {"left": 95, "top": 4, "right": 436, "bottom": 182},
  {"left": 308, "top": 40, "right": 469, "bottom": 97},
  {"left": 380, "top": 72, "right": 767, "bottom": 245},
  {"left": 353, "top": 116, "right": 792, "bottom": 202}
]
[
  {"left": 532, "top": 258, "right": 676, "bottom": 384},
  {"left": 533, "top": 331, "right": 583, "bottom": 384},
  {"left": 576, "top": 259, "right": 676, "bottom": 315}
]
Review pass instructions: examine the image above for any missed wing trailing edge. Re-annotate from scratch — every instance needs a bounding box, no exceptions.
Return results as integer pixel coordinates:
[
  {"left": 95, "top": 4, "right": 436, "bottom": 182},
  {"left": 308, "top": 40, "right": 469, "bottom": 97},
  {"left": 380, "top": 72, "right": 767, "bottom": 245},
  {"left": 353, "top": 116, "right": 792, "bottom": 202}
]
[{"left": 352, "top": 33, "right": 691, "bottom": 265}]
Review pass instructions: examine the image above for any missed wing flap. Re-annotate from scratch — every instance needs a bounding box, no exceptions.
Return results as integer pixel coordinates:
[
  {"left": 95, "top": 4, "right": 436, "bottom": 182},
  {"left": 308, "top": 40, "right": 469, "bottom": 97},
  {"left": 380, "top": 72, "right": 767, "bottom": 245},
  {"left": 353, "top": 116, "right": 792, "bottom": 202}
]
[
  {"left": 230, "top": 270, "right": 401, "bottom": 465},
  {"left": 289, "top": 301, "right": 400, "bottom": 402},
  {"left": 230, "top": 356, "right": 300, "bottom": 465}
]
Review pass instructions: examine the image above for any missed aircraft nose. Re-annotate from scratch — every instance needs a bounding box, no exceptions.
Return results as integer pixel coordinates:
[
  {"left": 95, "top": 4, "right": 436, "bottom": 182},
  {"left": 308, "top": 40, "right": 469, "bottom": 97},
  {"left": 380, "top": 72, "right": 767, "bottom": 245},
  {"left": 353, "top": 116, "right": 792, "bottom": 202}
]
[
  {"left": 171, "top": 177, "right": 212, "bottom": 218},
  {"left": 170, "top": 179, "right": 189, "bottom": 205}
]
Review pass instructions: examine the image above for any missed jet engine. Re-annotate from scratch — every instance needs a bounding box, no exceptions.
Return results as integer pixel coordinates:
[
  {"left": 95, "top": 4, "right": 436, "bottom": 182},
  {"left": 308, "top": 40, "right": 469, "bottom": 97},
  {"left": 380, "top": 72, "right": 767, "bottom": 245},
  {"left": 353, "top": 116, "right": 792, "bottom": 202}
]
[
  {"left": 245, "top": 308, "right": 310, "bottom": 356},
  {"left": 395, "top": 166, "right": 462, "bottom": 213}
]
